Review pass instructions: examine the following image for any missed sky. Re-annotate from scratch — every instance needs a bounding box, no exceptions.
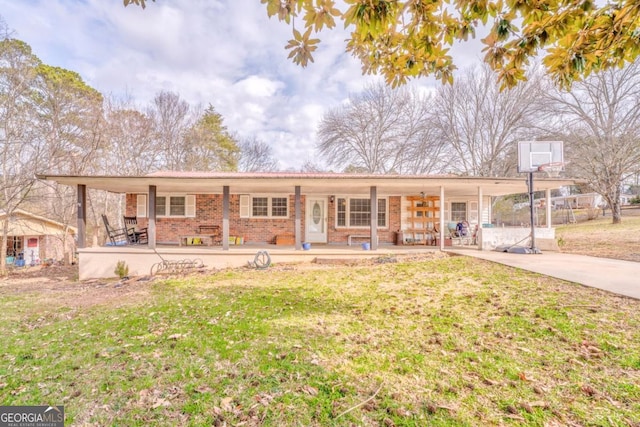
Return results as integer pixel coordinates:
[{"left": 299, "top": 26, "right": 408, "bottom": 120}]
[{"left": 0, "top": 0, "right": 484, "bottom": 171}]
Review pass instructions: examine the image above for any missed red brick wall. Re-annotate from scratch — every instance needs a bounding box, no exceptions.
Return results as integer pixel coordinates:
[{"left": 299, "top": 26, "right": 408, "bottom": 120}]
[
  {"left": 126, "top": 194, "right": 401, "bottom": 245},
  {"left": 127, "top": 194, "right": 303, "bottom": 244}
]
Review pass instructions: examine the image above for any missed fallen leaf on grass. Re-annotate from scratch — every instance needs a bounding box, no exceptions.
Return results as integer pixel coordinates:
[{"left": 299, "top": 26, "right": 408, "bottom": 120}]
[
  {"left": 581, "top": 384, "right": 597, "bottom": 397},
  {"left": 299, "top": 385, "right": 318, "bottom": 396},
  {"left": 568, "top": 358, "right": 586, "bottom": 367},
  {"left": 194, "top": 385, "right": 213, "bottom": 394},
  {"left": 10, "top": 385, "right": 26, "bottom": 395},
  {"left": 519, "top": 401, "right": 549, "bottom": 413},
  {"left": 505, "top": 405, "right": 519, "bottom": 414},
  {"left": 151, "top": 398, "right": 171, "bottom": 409},
  {"left": 138, "top": 388, "right": 174, "bottom": 409},
  {"left": 483, "top": 378, "right": 499, "bottom": 386},
  {"left": 254, "top": 393, "right": 275, "bottom": 406},
  {"left": 221, "top": 396, "right": 234, "bottom": 412},
  {"left": 167, "top": 333, "right": 185, "bottom": 340},
  {"left": 533, "top": 386, "right": 548, "bottom": 395}
]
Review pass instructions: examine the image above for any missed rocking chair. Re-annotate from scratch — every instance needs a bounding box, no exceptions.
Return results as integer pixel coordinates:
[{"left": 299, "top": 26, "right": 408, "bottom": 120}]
[
  {"left": 123, "top": 216, "right": 148, "bottom": 244},
  {"left": 102, "top": 214, "right": 132, "bottom": 246}
]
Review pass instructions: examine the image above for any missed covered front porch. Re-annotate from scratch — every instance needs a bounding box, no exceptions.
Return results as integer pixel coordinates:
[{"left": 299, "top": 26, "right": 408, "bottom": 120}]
[{"left": 37, "top": 172, "right": 576, "bottom": 279}]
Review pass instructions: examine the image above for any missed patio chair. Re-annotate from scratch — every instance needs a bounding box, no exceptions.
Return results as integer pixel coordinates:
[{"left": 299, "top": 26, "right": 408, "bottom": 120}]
[
  {"left": 448, "top": 221, "right": 472, "bottom": 245},
  {"left": 123, "top": 216, "right": 148, "bottom": 244},
  {"left": 101, "top": 214, "right": 132, "bottom": 246}
]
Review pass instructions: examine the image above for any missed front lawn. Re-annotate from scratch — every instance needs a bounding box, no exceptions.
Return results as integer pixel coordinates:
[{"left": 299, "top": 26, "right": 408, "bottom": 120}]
[
  {"left": 1, "top": 256, "right": 639, "bottom": 426},
  {"left": 556, "top": 215, "right": 640, "bottom": 262}
]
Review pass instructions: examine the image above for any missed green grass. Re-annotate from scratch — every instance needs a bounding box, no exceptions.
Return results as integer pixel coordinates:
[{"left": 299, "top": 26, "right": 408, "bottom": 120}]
[{"left": 1, "top": 256, "right": 639, "bottom": 426}]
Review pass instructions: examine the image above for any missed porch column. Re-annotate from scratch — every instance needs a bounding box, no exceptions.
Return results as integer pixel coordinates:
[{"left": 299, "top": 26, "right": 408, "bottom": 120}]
[
  {"left": 223, "top": 186, "right": 230, "bottom": 251},
  {"left": 77, "top": 184, "right": 86, "bottom": 249},
  {"left": 439, "top": 186, "right": 445, "bottom": 250},
  {"left": 370, "top": 186, "right": 378, "bottom": 250},
  {"left": 545, "top": 188, "right": 552, "bottom": 228},
  {"left": 477, "top": 186, "right": 483, "bottom": 250},
  {"left": 148, "top": 185, "right": 156, "bottom": 249},
  {"left": 295, "top": 186, "right": 302, "bottom": 250}
]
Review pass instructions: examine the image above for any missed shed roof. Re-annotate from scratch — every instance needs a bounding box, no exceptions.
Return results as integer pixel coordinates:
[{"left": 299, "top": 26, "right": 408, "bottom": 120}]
[{"left": 0, "top": 209, "right": 77, "bottom": 237}]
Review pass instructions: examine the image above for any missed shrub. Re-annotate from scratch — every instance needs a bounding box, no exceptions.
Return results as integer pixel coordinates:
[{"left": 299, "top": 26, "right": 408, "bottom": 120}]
[
  {"left": 586, "top": 207, "right": 600, "bottom": 220},
  {"left": 114, "top": 260, "right": 129, "bottom": 279}
]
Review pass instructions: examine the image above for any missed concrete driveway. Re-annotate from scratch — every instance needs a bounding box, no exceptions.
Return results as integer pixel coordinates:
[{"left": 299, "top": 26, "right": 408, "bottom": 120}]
[{"left": 450, "top": 249, "right": 640, "bottom": 300}]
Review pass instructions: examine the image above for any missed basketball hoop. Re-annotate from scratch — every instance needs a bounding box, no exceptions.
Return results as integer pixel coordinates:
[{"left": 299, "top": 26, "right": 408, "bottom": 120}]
[{"left": 537, "top": 162, "right": 564, "bottom": 178}]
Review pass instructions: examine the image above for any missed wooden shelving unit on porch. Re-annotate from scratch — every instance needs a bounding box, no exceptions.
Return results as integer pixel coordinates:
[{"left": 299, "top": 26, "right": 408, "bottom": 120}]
[{"left": 405, "top": 195, "right": 440, "bottom": 245}]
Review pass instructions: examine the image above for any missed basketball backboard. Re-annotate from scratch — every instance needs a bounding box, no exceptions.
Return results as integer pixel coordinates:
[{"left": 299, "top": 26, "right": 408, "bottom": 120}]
[{"left": 517, "top": 141, "right": 564, "bottom": 173}]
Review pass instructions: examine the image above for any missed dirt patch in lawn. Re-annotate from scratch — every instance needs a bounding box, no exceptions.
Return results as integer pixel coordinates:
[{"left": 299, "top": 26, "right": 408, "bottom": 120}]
[{"left": 0, "top": 264, "right": 156, "bottom": 310}]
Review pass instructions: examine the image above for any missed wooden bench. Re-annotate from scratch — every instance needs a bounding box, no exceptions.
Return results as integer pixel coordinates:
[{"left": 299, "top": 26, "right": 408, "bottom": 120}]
[
  {"left": 347, "top": 235, "right": 379, "bottom": 246},
  {"left": 197, "top": 225, "right": 222, "bottom": 245}
]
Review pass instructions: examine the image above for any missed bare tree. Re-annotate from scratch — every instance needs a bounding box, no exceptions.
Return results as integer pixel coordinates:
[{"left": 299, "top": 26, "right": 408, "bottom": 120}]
[
  {"left": 317, "top": 82, "right": 446, "bottom": 174},
  {"left": 148, "top": 90, "right": 192, "bottom": 171},
  {"left": 103, "top": 95, "right": 161, "bottom": 176},
  {"left": 238, "top": 137, "right": 279, "bottom": 172},
  {"left": 0, "top": 27, "right": 46, "bottom": 274},
  {"left": 545, "top": 62, "right": 640, "bottom": 223},
  {"left": 29, "top": 62, "right": 105, "bottom": 263},
  {"left": 431, "top": 64, "right": 545, "bottom": 177},
  {"left": 148, "top": 94, "right": 240, "bottom": 172}
]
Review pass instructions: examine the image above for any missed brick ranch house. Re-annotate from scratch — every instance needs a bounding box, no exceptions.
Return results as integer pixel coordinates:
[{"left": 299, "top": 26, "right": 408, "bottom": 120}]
[{"left": 36, "top": 172, "right": 575, "bottom": 279}]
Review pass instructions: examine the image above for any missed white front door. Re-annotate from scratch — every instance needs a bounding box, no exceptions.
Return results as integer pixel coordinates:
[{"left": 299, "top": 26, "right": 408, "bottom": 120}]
[{"left": 306, "top": 198, "right": 327, "bottom": 243}]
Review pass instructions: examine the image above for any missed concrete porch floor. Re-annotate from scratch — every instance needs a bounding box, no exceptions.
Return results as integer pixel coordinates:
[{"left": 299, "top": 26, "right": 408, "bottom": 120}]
[{"left": 79, "top": 243, "right": 475, "bottom": 280}]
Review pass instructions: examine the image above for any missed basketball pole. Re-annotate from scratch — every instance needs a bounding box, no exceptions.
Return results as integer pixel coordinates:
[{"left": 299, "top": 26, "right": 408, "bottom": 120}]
[{"left": 527, "top": 171, "right": 540, "bottom": 254}]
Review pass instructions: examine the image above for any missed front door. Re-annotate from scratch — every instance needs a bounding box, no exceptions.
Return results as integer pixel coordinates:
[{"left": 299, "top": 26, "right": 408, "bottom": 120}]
[{"left": 306, "top": 198, "right": 327, "bottom": 243}]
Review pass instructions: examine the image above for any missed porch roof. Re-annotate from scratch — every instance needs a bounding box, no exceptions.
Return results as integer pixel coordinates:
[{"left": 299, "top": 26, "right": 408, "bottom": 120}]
[{"left": 36, "top": 172, "right": 577, "bottom": 198}]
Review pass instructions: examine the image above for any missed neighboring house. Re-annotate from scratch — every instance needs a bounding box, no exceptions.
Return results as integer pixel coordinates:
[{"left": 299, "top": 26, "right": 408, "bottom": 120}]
[
  {"left": 35, "top": 172, "right": 577, "bottom": 279},
  {"left": 1, "top": 209, "right": 76, "bottom": 265},
  {"left": 548, "top": 192, "right": 636, "bottom": 209}
]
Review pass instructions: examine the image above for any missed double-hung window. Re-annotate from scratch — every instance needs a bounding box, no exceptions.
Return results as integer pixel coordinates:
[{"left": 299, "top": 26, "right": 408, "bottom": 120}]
[
  {"left": 135, "top": 194, "right": 195, "bottom": 218},
  {"left": 336, "top": 197, "right": 387, "bottom": 228},
  {"left": 240, "top": 195, "right": 289, "bottom": 218},
  {"left": 156, "top": 196, "right": 187, "bottom": 217},
  {"left": 450, "top": 202, "right": 467, "bottom": 222}
]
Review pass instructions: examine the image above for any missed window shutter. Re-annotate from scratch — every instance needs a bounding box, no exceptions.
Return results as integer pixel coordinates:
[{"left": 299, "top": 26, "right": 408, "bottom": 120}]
[
  {"left": 136, "top": 195, "right": 147, "bottom": 218},
  {"left": 240, "top": 195, "right": 250, "bottom": 218},
  {"left": 185, "top": 195, "right": 196, "bottom": 217},
  {"left": 469, "top": 201, "right": 479, "bottom": 224},
  {"left": 444, "top": 202, "right": 450, "bottom": 222}
]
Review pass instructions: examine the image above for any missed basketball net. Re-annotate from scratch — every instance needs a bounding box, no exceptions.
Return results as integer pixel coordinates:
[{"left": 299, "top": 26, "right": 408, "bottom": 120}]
[{"left": 537, "top": 162, "right": 564, "bottom": 178}]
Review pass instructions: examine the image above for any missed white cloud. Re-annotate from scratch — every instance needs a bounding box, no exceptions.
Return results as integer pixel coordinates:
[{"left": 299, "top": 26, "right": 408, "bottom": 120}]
[{"left": 0, "top": 0, "right": 483, "bottom": 170}]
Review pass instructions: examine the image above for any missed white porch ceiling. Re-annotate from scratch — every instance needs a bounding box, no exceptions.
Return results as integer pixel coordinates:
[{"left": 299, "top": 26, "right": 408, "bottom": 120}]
[{"left": 36, "top": 172, "right": 578, "bottom": 198}]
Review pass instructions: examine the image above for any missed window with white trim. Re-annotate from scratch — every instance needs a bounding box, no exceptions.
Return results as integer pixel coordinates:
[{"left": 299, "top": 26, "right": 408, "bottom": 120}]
[
  {"left": 336, "top": 197, "right": 387, "bottom": 228},
  {"left": 240, "top": 195, "right": 289, "bottom": 218},
  {"left": 153, "top": 195, "right": 196, "bottom": 217},
  {"left": 450, "top": 202, "right": 467, "bottom": 222}
]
